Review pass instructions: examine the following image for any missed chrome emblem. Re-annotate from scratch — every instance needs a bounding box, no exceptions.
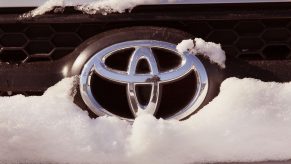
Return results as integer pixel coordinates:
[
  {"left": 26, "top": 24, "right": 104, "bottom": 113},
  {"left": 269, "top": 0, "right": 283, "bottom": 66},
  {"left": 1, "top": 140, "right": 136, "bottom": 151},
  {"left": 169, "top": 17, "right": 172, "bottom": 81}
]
[{"left": 80, "top": 40, "right": 208, "bottom": 121}]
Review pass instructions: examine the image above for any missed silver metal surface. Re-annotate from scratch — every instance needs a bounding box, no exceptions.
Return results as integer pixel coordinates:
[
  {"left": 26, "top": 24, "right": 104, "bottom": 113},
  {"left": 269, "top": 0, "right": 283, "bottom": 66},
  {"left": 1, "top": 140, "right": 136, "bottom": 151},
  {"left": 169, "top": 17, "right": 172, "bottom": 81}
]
[
  {"left": 0, "top": 0, "right": 289, "bottom": 7},
  {"left": 80, "top": 40, "right": 208, "bottom": 121}
]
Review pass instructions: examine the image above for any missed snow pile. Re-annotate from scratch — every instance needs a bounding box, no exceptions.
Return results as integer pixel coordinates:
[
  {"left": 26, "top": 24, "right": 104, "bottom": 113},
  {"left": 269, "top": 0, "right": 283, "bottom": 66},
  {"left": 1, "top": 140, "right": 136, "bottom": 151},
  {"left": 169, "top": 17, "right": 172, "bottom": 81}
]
[
  {"left": 0, "top": 77, "right": 130, "bottom": 163},
  {"left": 76, "top": 0, "right": 173, "bottom": 15},
  {"left": 1, "top": 77, "right": 291, "bottom": 163},
  {"left": 23, "top": 0, "right": 175, "bottom": 17},
  {"left": 23, "top": 0, "right": 65, "bottom": 17},
  {"left": 177, "top": 38, "right": 226, "bottom": 68}
]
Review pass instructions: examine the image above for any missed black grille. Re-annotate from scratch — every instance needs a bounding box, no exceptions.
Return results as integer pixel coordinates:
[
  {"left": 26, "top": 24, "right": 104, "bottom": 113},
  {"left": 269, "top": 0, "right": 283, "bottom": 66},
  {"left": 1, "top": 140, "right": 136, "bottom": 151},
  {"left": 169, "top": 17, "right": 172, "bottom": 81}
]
[
  {"left": 0, "top": 24, "right": 82, "bottom": 63},
  {"left": 181, "top": 19, "right": 291, "bottom": 60},
  {"left": 0, "top": 19, "right": 291, "bottom": 64}
]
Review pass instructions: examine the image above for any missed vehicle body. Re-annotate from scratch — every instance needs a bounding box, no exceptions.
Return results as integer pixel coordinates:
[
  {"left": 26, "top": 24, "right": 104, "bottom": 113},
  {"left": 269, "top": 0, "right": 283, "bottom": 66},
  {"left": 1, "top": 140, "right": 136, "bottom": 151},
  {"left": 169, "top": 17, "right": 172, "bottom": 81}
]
[
  {"left": 0, "top": 1, "right": 291, "bottom": 162},
  {"left": 0, "top": 0, "right": 291, "bottom": 94}
]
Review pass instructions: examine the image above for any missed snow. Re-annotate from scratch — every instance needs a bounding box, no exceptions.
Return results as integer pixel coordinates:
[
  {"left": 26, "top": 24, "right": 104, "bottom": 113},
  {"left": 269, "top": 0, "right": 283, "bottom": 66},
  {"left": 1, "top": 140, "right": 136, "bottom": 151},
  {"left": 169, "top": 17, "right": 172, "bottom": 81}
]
[
  {"left": 0, "top": 76, "right": 291, "bottom": 163},
  {"left": 177, "top": 38, "right": 226, "bottom": 68},
  {"left": 22, "top": 0, "right": 65, "bottom": 17},
  {"left": 23, "top": 0, "right": 176, "bottom": 17},
  {"left": 75, "top": 0, "right": 172, "bottom": 15}
]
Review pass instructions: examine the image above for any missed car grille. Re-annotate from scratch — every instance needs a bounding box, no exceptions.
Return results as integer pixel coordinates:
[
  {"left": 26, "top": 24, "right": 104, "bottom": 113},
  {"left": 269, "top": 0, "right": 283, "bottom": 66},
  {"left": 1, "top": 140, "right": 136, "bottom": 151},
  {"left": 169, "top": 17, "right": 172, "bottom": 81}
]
[
  {"left": 0, "top": 19, "right": 291, "bottom": 64},
  {"left": 0, "top": 23, "right": 112, "bottom": 63},
  {"left": 200, "top": 19, "right": 291, "bottom": 61},
  {"left": 0, "top": 24, "right": 80, "bottom": 63}
]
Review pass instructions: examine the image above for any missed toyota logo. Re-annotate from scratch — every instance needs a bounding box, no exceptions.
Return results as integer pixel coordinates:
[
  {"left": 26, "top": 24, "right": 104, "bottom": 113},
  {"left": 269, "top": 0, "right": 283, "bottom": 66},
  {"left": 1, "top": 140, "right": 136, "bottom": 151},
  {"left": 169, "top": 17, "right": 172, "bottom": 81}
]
[{"left": 80, "top": 40, "right": 208, "bottom": 121}]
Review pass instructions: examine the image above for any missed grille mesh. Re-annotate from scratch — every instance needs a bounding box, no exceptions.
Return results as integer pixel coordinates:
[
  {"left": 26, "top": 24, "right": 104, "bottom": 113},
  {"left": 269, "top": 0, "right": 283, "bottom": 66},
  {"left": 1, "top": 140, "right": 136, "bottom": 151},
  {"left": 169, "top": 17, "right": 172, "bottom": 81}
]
[
  {"left": 0, "top": 24, "right": 81, "bottom": 63},
  {"left": 0, "top": 19, "right": 291, "bottom": 64},
  {"left": 182, "top": 19, "right": 291, "bottom": 60}
]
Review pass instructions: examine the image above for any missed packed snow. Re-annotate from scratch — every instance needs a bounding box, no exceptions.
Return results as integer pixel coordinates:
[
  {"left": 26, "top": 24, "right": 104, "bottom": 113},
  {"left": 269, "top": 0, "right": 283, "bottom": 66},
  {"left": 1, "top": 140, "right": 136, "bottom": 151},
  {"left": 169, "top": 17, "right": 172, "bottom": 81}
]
[
  {"left": 23, "top": 0, "right": 176, "bottom": 17},
  {"left": 75, "top": 0, "right": 175, "bottom": 15},
  {"left": 177, "top": 38, "right": 226, "bottom": 68},
  {"left": 22, "top": 0, "right": 65, "bottom": 17},
  {"left": 0, "top": 76, "right": 291, "bottom": 163}
]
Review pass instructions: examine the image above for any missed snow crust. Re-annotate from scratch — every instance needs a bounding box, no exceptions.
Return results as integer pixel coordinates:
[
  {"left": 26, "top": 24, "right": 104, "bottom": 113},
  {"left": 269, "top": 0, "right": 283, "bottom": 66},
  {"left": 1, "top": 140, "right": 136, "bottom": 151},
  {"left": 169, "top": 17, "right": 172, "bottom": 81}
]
[
  {"left": 75, "top": 0, "right": 174, "bottom": 15},
  {"left": 177, "top": 38, "right": 226, "bottom": 68},
  {"left": 1, "top": 77, "right": 291, "bottom": 163},
  {"left": 23, "top": 0, "right": 175, "bottom": 17},
  {"left": 23, "top": 0, "right": 65, "bottom": 17}
]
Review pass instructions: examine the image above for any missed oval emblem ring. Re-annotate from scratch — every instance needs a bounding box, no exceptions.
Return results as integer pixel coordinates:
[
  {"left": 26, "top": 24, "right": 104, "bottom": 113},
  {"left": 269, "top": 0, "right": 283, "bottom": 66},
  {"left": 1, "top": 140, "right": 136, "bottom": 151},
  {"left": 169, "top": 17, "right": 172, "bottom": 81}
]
[{"left": 80, "top": 40, "right": 208, "bottom": 121}]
